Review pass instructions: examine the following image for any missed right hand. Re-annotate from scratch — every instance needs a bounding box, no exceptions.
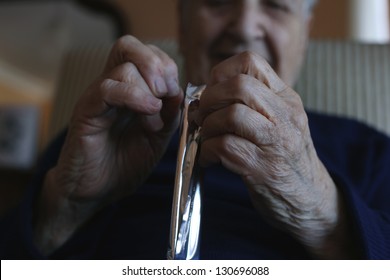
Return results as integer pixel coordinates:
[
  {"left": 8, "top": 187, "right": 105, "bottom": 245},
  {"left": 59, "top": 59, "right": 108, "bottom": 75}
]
[{"left": 34, "top": 36, "right": 183, "bottom": 253}]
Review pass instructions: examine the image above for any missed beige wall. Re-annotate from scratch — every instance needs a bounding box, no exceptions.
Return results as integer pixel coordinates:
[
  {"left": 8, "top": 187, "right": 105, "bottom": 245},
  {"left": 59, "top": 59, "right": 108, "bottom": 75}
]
[
  {"left": 113, "top": 0, "right": 350, "bottom": 40},
  {"left": 113, "top": 0, "right": 178, "bottom": 40},
  {"left": 311, "top": 0, "right": 349, "bottom": 39}
]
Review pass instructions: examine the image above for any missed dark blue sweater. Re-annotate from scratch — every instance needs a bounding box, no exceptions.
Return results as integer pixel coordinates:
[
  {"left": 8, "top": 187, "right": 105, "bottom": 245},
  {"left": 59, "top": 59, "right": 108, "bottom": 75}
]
[{"left": 1, "top": 111, "right": 390, "bottom": 259}]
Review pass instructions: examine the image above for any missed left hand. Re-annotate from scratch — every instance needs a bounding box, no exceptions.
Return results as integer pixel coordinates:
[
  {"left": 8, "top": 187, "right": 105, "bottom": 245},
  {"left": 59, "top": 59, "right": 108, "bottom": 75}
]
[{"left": 196, "top": 51, "right": 352, "bottom": 258}]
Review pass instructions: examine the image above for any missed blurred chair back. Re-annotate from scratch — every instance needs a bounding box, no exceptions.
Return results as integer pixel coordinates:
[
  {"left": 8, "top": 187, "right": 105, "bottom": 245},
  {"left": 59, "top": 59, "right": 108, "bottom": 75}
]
[{"left": 296, "top": 40, "right": 390, "bottom": 135}]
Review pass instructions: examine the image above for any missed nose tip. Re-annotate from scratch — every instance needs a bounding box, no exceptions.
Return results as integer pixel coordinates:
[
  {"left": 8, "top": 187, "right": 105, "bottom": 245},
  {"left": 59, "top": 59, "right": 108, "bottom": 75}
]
[{"left": 229, "top": 3, "right": 265, "bottom": 41}]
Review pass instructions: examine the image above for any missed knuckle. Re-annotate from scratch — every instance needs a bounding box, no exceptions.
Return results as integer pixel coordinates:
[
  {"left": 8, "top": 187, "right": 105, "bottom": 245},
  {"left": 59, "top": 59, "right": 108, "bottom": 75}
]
[
  {"left": 147, "top": 44, "right": 178, "bottom": 76},
  {"left": 107, "top": 62, "right": 138, "bottom": 81},
  {"left": 219, "top": 135, "right": 234, "bottom": 152},
  {"left": 225, "top": 104, "right": 248, "bottom": 135},
  {"left": 224, "top": 109, "right": 238, "bottom": 131},
  {"left": 145, "top": 55, "right": 162, "bottom": 70},
  {"left": 120, "top": 62, "right": 137, "bottom": 74},
  {"left": 227, "top": 103, "right": 244, "bottom": 123},
  {"left": 111, "top": 36, "right": 135, "bottom": 55},
  {"left": 148, "top": 45, "right": 177, "bottom": 72},
  {"left": 210, "top": 64, "right": 225, "bottom": 82},
  {"left": 100, "top": 78, "right": 115, "bottom": 90},
  {"left": 164, "top": 58, "right": 179, "bottom": 76},
  {"left": 240, "top": 50, "right": 257, "bottom": 63},
  {"left": 295, "top": 109, "right": 308, "bottom": 130},
  {"left": 99, "top": 78, "right": 116, "bottom": 97},
  {"left": 262, "top": 121, "right": 277, "bottom": 142},
  {"left": 285, "top": 94, "right": 308, "bottom": 131},
  {"left": 230, "top": 74, "right": 249, "bottom": 91},
  {"left": 146, "top": 44, "right": 160, "bottom": 52},
  {"left": 115, "top": 35, "right": 137, "bottom": 48},
  {"left": 240, "top": 50, "right": 266, "bottom": 70}
]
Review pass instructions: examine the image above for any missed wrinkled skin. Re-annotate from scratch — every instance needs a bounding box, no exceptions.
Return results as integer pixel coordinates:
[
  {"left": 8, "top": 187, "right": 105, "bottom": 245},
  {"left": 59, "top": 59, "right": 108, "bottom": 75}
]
[
  {"left": 196, "top": 52, "right": 345, "bottom": 257},
  {"left": 179, "top": 0, "right": 356, "bottom": 258},
  {"left": 35, "top": 0, "right": 357, "bottom": 258},
  {"left": 34, "top": 37, "right": 183, "bottom": 253}
]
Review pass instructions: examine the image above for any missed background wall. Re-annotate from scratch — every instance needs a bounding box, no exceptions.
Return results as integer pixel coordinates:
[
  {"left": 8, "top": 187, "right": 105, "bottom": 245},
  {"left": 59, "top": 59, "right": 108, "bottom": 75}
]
[
  {"left": 112, "top": 0, "right": 177, "bottom": 40},
  {"left": 311, "top": 0, "right": 350, "bottom": 39}
]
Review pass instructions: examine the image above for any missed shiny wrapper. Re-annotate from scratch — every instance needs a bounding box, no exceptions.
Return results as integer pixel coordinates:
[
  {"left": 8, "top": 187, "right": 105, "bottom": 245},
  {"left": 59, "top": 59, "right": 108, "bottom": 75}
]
[{"left": 167, "top": 84, "right": 205, "bottom": 260}]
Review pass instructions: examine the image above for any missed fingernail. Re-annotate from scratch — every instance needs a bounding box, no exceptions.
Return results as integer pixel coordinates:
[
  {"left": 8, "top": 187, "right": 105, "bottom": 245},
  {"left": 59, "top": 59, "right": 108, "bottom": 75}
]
[
  {"left": 150, "top": 98, "right": 163, "bottom": 110},
  {"left": 155, "top": 77, "right": 168, "bottom": 96}
]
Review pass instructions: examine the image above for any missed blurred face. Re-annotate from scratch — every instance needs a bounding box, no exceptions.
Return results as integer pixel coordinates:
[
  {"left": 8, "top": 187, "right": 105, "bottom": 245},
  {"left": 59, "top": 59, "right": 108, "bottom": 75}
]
[{"left": 179, "top": 0, "right": 312, "bottom": 86}]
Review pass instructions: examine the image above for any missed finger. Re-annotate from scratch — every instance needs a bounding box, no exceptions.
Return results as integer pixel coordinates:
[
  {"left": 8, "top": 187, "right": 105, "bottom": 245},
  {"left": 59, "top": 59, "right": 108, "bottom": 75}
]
[
  {"left": 147, "top": 44, "right": 181, "bottom": 97},
  {"left": 101, "top": 79, "right": 162, "bottom": 114},
  {"left": 77, "top": 60, "right": 183, "bottom": 134},
  {"left": 105, "top": 35, "right": 180, "bottom": 98},
  {"left": 142, "top": 114, "right": 164, "bottom": 132},
  {"left": 81, "top": 63, "right": 163, "bottom": 119},
  {"left": 197, "top": 75, "right": 278, "bottom": 125},
  {"left": 199, "top": 134, "right": 259, "bottom": 177},
  {"left": 142, "top": 93, "right": 184, "bottom": 133},
  {"left": 201, "top": 103, "right": 275, "bottom": 147},
  {"left": 208, "top": 51, "right": 286, "bottom": 93}
]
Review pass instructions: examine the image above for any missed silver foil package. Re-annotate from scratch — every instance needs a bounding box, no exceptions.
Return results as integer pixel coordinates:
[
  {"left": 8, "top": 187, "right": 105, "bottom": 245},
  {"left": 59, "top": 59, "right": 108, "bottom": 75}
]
[{"left": 167, "top": 84, "right": 205, "bottom": 260}]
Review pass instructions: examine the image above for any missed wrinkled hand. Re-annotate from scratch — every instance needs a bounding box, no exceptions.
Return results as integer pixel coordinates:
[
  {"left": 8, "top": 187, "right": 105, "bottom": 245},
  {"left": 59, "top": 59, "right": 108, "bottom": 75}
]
[
  {"left": 58, "top": 36, "right": 182, "bottom": 201},
  {"left": 196, "top": 52, "right": 353, "bottom": 258},
  {"left": 35, "top": 36, "right": 183, "bottom": 254}
]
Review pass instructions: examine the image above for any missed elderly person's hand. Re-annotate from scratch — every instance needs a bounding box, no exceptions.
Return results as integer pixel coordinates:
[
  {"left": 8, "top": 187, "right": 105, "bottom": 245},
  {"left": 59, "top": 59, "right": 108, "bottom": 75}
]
[
  {"left": 34, "top": 35, "right": 183, "bottom": 255},
  {"left": 196, "top": 51, "right": 355, "bottom": 259}
]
